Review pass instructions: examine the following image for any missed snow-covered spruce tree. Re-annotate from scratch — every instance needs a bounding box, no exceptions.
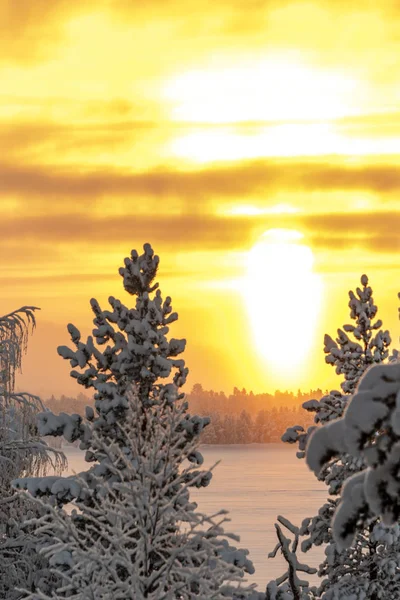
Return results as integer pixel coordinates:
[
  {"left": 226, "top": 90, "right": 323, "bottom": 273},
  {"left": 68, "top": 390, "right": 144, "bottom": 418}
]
[
  {"left": 270, "top": 275, "right": 396, "bottom": 599},
  {"left": 14, "top": 244, "right": 258, "bottom": 598},
  {"left": 14, "top": 244, "right": 198, "bottom": 502},
  {"left": 323, "top": 273, "right": 391, "bottom": 395},
  {"left": 22, "top": 389, "right": 259, "bottom": 600},
  {"left": 307, "top": 361, "right": 400, "bottom": 550},
  {"left": 0, "top": 307, "right": 66, "bottom": 599}
]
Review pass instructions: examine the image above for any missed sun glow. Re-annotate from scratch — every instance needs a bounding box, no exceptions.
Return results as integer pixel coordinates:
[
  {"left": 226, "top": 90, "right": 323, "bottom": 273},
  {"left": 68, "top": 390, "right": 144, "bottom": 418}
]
[
  {"left": 244, "top": 230, "right": 322, "bottom": 376},
  {"left": 164, "top": 57, "right": 359, "bottom": 123},
  {"left": 168, "top": 123, "right": 342, "bottom": 162},
  {"left": 226, "top": 203, "right": 299, "bottom": 217}
]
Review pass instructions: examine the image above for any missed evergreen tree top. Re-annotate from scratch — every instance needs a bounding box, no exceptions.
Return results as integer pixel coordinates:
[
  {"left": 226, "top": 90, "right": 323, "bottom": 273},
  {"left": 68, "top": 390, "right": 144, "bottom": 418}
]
[
  {"left": 119, "top": 243, "right": 160, "bottom": 295},
  {"left": 323, "top": 274, "right": 391, "bottom": 394}
]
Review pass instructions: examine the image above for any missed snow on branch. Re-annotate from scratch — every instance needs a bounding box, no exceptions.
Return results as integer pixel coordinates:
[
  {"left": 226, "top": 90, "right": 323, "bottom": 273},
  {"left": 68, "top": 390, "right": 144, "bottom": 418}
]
[
  {"left": 267, "top": 516, "right": 317, "bottom": 600},
  {"left": 56, "top": 245, "right": 188, "bottom": 418},
  {"left": 0, "top": 304, "right": 69, "bottom": 598},
  {"left": 0, "top": 306, "right": 39, "bottom": 393},
  {"left": 306, "top": 419, "right": 347, "bottom": 478},
  {"left": 323, "top": 275, "right": 390, "bottom": 395},
  {"left": 306, "top": 361, "right": 400, "bottom": 549},
  {"left": 119, "top": 242, "right": 160, "bottom": 295},
  {"left": 20, "top": 391, "right": 256, "bottom": 599}
]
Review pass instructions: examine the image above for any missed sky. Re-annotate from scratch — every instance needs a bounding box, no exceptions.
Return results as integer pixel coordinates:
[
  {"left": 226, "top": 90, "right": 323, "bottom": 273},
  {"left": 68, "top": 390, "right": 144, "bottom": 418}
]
[{"left": 2, "top": 0, "right": 400, "bottom": 398}]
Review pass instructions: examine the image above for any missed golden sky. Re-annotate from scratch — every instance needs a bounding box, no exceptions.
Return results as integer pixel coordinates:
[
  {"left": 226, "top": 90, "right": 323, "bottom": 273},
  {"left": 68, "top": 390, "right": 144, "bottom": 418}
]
[{"left": 2, "top": 0, "right": 400, "bottom": 398}]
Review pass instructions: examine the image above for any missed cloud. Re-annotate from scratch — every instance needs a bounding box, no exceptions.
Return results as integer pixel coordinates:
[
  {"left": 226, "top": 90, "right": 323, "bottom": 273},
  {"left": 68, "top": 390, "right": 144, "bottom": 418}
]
[
  {"left": 0, "top": 213, "right": 250, "bottom": 249},
  {"left": 0, "top": 0, "right": 85, "bottom": 64},
  {"left": 302, "top": 213, "right": 400, "bottom": 254},
  {"left": 0, "top": 209, "right": 398, "bottom": 257},
  {"left": 1, "top": 159, "right": 400, "bottom": 200},
  {"left": 0, "top": 118, "right": 157, "bottom": 159},
  {"left": 2, "top": 0, "right": 399, "bottom": 66},
  {"left": 0, "top": 272, "right": 114, "bottom": 285},
  {"left": 0, "top": 0, "right": 283, "bottom": 64}
]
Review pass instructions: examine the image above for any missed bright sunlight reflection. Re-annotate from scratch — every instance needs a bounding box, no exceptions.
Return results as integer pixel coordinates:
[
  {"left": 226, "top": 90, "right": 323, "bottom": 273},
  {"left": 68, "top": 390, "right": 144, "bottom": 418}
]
[{"left": 244, "top": 229, "right": 322, "bottom": 376}]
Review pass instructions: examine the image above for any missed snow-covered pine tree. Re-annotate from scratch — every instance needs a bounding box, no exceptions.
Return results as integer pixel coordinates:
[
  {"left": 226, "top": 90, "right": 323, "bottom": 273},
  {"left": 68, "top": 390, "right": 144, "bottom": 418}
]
[
  {"left": 323, "top": 273, "right": 391, "bottom": 395},
  {"left": 14, "top": 244, "right": 258, "bottom": 598},
  {"left": 22, "top": 388, "right": 258, "bottom": 600},
  {"left": 269, "top": 275, "right": 397, "bottom": 599},
  {"left": 0, "top": 306, "right": 65, "bottom": 599},
  {"left": 307, "top": 361, "right": 400, "bottom": 550},
  {"left": 14, "top": 244, "right": 200, "bottom": 502}
]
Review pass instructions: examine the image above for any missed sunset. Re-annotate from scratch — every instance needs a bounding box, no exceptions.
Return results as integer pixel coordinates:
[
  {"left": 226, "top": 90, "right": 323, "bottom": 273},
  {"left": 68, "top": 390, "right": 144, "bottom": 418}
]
[
  {"left": 1, "top": 1, "right": 398, "bottom": 400},
  {"left": 1, "top": 2, "right": 400, "bottom": 598}
]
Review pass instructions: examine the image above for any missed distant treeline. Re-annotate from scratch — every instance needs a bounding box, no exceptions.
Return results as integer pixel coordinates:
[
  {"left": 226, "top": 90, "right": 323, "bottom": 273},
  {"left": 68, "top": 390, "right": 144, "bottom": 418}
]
[
  {"left": 200, "top": 407, "right": 314, "bottom": 444},
  {"left": 43, "top": 384, "right": 322, "bottom": 445},
  {"left": 187, "top": 383, "right": 326, "bottom": 415},
  {"left": 187, "top": 384, "right": 322, "bottom": 443},
  {"left": 44, "top": 385, "right": 325, "bottom": 417}
]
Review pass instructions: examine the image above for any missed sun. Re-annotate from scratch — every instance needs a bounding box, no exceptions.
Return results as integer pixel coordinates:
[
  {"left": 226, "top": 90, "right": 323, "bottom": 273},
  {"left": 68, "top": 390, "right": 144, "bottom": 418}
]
[{"left": 243, "top": 229, "right": 322, "bottom": 376}]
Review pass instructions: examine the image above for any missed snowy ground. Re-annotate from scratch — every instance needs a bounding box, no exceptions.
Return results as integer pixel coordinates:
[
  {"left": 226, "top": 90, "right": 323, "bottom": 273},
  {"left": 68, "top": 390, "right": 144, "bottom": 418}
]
[{"left": 63, "top": 443, "right": 326, "bottom": 592}]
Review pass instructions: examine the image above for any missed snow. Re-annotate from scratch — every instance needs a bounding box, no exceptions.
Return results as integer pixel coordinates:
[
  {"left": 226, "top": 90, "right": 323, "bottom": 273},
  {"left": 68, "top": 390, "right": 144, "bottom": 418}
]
[
  {"left": 330, "top": 472, "right": 366, "bottom": 550},
  {"left": 306, "top": 358, "right": 400, "bottom": 553},
  {"left": 306, "top": 419, "right": 347, "bottom": 477},
  {"left": 37, "top": 411, "right": 84, "bottom": 442},
  {"left": 343, "top": 389, "right": 390, "bottom": 455},
  {"left": 61, "top": 443, "right": 325, "bottom": 591}
]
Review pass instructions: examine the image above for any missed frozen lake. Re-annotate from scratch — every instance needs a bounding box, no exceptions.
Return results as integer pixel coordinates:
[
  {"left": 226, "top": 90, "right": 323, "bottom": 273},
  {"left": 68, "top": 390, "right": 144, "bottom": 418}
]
[{"left": 63, "top": 443, "right": 326, "bottom": 592}]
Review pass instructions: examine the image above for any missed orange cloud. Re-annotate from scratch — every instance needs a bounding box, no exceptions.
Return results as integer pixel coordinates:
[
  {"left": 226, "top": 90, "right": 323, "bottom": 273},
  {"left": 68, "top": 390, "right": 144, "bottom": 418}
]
[
  {"left": 0, "top": 210, "right": 398, "bottom": 257},
  {"left": 1, "top": 159, "right": 400, "bottom": 200},
  {"left": 0, "top": 0, "right": 86, "bottom": 63}
]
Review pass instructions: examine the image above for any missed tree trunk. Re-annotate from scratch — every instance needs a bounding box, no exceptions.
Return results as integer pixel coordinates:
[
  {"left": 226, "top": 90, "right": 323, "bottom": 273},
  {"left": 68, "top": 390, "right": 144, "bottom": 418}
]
[{"left": 369, "top": 522, "right": 378, "bottom": 600}]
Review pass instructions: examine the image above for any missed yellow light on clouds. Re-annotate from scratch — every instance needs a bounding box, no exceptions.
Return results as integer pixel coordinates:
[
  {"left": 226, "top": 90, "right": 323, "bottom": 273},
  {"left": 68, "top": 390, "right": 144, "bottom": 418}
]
[
  {"left": 225, "top": 203, "right": 299, "bottom": 217},
  {"left": 168, "top": 123, "right": 400, "bottom": 162},
  {"left": 244, "top": 229, "right": 322, "bottom": 376},
  {"left": 168, "top": 123, "right": 342, "bottom": 162},
  {"left": 164, "top": 57, "right": 360, "bottom": 123}
]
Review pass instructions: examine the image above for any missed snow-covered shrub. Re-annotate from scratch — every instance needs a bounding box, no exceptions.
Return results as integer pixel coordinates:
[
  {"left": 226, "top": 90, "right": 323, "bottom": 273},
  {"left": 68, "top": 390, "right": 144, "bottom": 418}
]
[{"left": 0, "top": 307, "right": 66, "bottom": 599}]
